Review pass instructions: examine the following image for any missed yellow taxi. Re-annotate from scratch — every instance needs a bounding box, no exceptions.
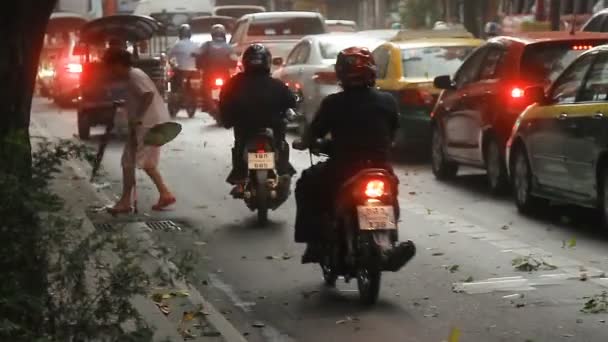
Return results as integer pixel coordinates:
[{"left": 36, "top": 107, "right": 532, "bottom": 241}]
[
  {"left": 372, "top": 30, "right": 483, "bottom": 149},
  {"left": 506, "top": 44, "right": 608, "bottom": 224}
]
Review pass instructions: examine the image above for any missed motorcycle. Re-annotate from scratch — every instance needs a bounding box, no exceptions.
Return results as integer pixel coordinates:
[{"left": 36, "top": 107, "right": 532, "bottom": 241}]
[
  {"left": 202, "top": 71, "right": 229, "bottom": 122},
  {"left": 166, "top": 64, "right": 199, "bottom": 119},
  {"left": 294, "top": 139, "right": 415, "bottom": 305},
  {"left": 240, "top": 128, "right": 291, "bottom": 224}
]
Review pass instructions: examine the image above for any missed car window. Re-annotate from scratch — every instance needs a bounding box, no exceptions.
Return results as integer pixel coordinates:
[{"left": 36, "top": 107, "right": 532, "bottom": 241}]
[
  {"left": 373, "top": 47, "right": 390, "bottom": 79},
  {"left": 296, "top": 42, "right": 311, "bottom": 64},
  {"left": 479, "top": 47, "right": 505, "bottom": 80},
  {"left": 579, "top": 52, "right": 608, "bottom": 102},
  {"left": 286, "top": 44, "right": 303, "bottom": 65},
  {"left": 583, "top": 14, "right": 605, "bottom": 31},
  {"left": 550, "top": 54, "right": 595, "bottom": 104},
  {"left": 401, "top": 45, "right": 476, "bottom": 79},
  {"left": 247, "top": 17, "right": 325, "bottom": 37},
  {"left": 453, "top": 47, "right": 486, "bottom": 87}
]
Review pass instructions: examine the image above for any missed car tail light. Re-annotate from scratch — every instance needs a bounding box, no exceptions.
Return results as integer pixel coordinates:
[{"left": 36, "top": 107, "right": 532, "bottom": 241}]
[
  {"left": 511, "top": 87, "right": 524, "bottom": 99},
  {"left": 66, "top": 63, "right": 82, "bottom": 73},
  {"left": 364, "top": 180, "right": 385, "bottom": 198},
  {"left": 401, "top": 88, "right": 435, "bottom": 107},
  {"left": 313, "top": 71, "right": 337, "bottom": 85},
  {"left": 215, "top": 78, "right": 224, "bottom": 87},
  {"left": 572, "top": 45, "right": 593, "bottom": 50}
]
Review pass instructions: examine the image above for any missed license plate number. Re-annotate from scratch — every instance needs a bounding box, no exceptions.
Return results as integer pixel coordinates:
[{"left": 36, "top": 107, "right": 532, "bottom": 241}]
[
  {"left": 357, "top": 205, "right": 396, "bottom": 230},
  {"left": 212, "top": 89, "right": 220, "bottom": 100},
  {"left": 248, "top": 152, "right": 275, "bottom": 170}
]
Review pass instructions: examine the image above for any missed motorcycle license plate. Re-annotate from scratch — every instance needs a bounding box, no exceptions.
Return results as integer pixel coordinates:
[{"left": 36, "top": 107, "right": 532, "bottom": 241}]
[
  {"left": 248, "top": 152, "right": 275, "bottom": 170},
  {"left": 212, "top": 89, "right": 220, "bottom": 100},
  {"left": 357, "top": 205, "right": 397, "bottom": 230}
]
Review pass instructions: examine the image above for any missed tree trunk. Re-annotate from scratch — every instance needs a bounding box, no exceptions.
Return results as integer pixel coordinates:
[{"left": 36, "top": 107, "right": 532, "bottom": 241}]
[
  {"left": 550, "top": 0, "right": 561, "bottom": 30},
  {"left": 0, "top": 0, "right": 56, "bottom": 178},
  {"left": 463, "top": 0, "right": 481, "bottom": 37}
]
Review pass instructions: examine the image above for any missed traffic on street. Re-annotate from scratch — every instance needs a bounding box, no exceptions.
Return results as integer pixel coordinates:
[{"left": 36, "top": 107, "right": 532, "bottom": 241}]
[{"left": 27, "top": 0, "right": 608, "bottom": 341}]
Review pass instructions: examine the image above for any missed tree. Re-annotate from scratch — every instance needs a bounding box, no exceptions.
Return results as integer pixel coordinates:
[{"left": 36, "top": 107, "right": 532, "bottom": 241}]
[
  {"left": 463, "top": 0, "right": 482, "bottom": 37},
  {"left": 0, "top": 0, "right": 56, "bottom": 177},
  {"left": 550, "top": 0, "right": 561, "bottom": 31},
  {"left": 401, "top": 0, "right": 441, "bottom": 29}
]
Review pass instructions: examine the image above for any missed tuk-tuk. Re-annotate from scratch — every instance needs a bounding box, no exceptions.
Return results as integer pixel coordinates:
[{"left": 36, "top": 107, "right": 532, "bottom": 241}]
[
  {"left": 38, "top": 12, "right": 88, "bottom": 103},
  {"left": 75, "top": 14, "right": 169, "bottom": 139}
]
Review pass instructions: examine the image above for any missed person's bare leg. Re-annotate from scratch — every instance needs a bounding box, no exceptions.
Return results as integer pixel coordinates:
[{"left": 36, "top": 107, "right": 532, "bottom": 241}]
[
  {"left": 144, "top": 167, "right": 173, "bottom": 199},
  {"left": 111, "top": 165, "right": 135, "bottom": 210}
]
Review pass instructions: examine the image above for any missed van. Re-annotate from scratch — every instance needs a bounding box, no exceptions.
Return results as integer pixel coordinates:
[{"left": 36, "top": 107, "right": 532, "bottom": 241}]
[
  {"left": 213, "top": 5, "right": 266, "bottom": 19},
  {"left": 133, "top": 0, "right": 213, "bottom": 42}
]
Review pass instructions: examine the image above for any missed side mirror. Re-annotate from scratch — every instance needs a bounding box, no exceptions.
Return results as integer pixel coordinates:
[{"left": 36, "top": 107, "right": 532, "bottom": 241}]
[
  {"left": 73, "top": 43, "right": 87, "bottom": 56},
  {"left": 525, "top": 85, "right": 548, "bottom": 105},
  {"left": 434, "top": 75, "right": 455, "bottom": 90},
  {"left": 272, "top": 57, "right": 284, "bottom": 66}
]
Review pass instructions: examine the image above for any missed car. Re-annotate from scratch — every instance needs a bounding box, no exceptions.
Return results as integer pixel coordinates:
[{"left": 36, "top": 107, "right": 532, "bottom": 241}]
[
  {"left": 272, "top": 33, "right": 383, "bottom": 130},
  {"left": 325, "top": 19, "right": 357, "bottom": 32},
  {"left": 189, "top": 15, "right": 236, "bottom": 44},
  {"left": 356, "top": 29, "right": 400, "bottom": 41},
  {"left": 229, "top": 11, "right": 327, "bottom": 71},
  {"left": 581, "top": 8, "right": 608, "bottom": 32},
  {"left": 431, "top": 32, "right": 608, "bottom": 193},
  {"left": 212, "top": 5, "right": 266, "bottom": 19},
  {"left": 373, "top": 29, "right": 482, "bottom": 149},
  {"left": 506, "top": 44, "right": 608, "bottom": 223}
]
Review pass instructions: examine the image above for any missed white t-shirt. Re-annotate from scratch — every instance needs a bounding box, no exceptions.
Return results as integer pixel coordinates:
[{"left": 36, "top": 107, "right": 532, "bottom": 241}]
[
  {"left": 127, "top": 68, "right": 169, "bottom": 130},
  {"left": 168, "top": 39, "right": 200, "bottom": 71}
]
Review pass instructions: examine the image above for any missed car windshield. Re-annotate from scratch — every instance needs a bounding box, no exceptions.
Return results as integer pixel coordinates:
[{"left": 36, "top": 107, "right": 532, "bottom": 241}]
[
  {"left": 401, "top": 46, "right": 476, "bottom": 79},
  {"left": 215, "top": 8, "right": 262, "bottom": 19},
  {"left": 521, "top": 41, "right": 608, "bottom": 84},
  {"left": 320, "top": 38, "right": 379, "bottom": 60},
  {"left": 150, "top": 12, "right": 211, "bottom": 35},
  {"left": 248, "top": 17, "right": 325, "bottom": 36},
  {"left": 190, "top": 18, "right": 235, "bottom": 33}
]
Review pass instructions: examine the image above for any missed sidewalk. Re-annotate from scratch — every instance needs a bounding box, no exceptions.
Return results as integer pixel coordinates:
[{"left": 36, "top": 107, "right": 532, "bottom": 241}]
[{"left": 37, "top": 122, "right": 248, "bottom": 342}]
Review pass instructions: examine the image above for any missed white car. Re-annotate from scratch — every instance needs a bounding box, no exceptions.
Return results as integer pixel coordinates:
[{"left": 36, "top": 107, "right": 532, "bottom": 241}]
[
  {"left": 190, "top": 15, "right": 235, "bottom": 44},
  {"left": 272, "top": 33, "right": 383, "bottom": 129},
  {"left": 230, "top": 11, "right": 327, "bottom": 71}
]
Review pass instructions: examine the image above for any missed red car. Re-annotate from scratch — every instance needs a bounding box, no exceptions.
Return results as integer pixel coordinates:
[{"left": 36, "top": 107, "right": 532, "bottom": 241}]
[{"left": 431, "top": 32, "right": 608, "bottom": 193}]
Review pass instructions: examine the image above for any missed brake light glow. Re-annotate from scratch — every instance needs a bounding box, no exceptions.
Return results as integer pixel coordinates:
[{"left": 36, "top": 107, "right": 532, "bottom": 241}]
[
  {"left": 511, "top": 87, "right": 524, "bottom": 99},
  {"left": 401, "top": 88, "right": 435, "bottom": 107},
  {"left": 572, "top": 45, "right": 593, "bottom": 51},
  {"left": 364, "top": 180, "right": 385, "bottom": 198},
  {"left": 215, "top": 78, "right": 224, "bottom": 87},
  {"left": 255, "top": 139, "right": 266, "bottom": 153},
  {"left": 66, "top": 63, "right": 82, "bottom": 73}
]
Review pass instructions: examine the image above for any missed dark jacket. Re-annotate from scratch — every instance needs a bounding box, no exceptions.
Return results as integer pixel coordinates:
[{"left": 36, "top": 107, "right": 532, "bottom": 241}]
[
  {"left": 307, "top": 87, "right": 399, "bottom": 161},
  {"left": 196, "top": 40, "right": 236, "bottom": 73},
  {"left": 220, "top": 72, "right": 296, "bottom": 134}
]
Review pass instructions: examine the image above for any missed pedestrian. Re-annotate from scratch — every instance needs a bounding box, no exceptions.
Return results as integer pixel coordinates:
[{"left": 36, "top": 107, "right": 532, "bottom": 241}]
[{"left": 103, "top": 49, "right": 176, "bottom": 214}]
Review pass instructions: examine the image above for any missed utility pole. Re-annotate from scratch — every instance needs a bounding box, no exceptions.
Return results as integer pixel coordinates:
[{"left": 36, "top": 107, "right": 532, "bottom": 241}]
[{"left": 550, "top": 0, "right": 561, "bottom": 31}]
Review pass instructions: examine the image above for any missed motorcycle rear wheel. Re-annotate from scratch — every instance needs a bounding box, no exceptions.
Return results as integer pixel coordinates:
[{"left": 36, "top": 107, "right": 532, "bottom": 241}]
[
  {"left": 255, "top": 171, "right": 269, "bottom": 225},
  {"left": 320, "top": 262, "right": 337, "bottom": 287},
  {"left": 357, "top": 268, "right": 381, "bottom": 305}
]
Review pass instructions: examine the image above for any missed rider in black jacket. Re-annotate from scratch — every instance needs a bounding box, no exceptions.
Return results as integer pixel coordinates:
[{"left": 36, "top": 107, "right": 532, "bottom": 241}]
[
  {"left": 220, "top": 44, "right": 296, "bottom": 197},
  {"left": 294, "top": 47, "right": 414, "bottom": 264}
]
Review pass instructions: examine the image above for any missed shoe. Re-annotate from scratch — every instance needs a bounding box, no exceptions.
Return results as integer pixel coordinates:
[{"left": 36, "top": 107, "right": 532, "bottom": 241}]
[
  {"left": 152, "top": 196, "right": 176, "bottom": 211},
  {"left": 383, "top": 240, "right": 416, "bottom": 272},
  {"left": 301, "top": 243, "right": 321, "bottom": 264},
  {"left": 230, "top": 184, "right": 245, "bottom": 198}
]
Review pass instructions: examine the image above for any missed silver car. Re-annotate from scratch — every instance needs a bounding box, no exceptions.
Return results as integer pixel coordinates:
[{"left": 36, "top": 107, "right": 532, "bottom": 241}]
[{"left": 272, "top": 33, "right": 383, "bottom": 130}]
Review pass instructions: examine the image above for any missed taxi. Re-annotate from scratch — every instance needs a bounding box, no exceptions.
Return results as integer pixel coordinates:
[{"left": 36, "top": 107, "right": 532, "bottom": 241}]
[
  {"left": 372, "top": 30, "right": 483, "bottom": 149},
  {"left": 507, "top": 44, "right": 608, "bottom": 224}
]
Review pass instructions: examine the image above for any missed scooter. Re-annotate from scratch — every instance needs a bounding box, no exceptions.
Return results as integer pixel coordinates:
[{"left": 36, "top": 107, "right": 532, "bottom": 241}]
[
  {"left": 294, "top": 139, "right": 416, "bottom": 305},
  {"left": 166, "top": 65, "right": 198, "bottom": 119},
  {"left": 201, "top": 71, "right": 230, "bottom": 122}
]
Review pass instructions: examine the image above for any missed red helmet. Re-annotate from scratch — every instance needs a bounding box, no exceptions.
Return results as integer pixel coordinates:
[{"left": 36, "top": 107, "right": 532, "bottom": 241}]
[{"left": 335, "top": 47, "right": 376, "bottom": 88}]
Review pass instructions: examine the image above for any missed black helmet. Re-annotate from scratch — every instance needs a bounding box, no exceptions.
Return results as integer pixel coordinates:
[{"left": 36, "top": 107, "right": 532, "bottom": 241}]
[
  {"left": 211, "top": 24, "right": 227, "bottom": 42},
  {"left": 335, "top": 47, "right": 376, "bottom": 88},
  {"left": 242, "top": 43, "right": 271, "bottom": 74},
  {"left": 178, "top": 24, "right": 192, "bottom": 39}
]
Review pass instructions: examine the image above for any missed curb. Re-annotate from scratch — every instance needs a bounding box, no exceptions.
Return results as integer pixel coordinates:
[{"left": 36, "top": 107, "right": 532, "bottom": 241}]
[{"left": 32, "top": 120, "right": 248, "bottom": 342}]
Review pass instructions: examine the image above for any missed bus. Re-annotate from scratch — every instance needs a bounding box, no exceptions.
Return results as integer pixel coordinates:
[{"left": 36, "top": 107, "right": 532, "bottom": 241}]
[{"left": 499, "top": 0, "right": 595, "bottom": 34}]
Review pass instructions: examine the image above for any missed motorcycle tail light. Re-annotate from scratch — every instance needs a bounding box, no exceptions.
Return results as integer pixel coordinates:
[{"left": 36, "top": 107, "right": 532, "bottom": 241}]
[
  {"left": 66, "top": 63, "right": 82, "bottom": 73},
  {"left": 255, "top": 139, "right": 267, "bottom": 153},
  {"left": 364, "top": 180, "right": 385, "bottom": 198},
  {"left": 215, "top": 78, "right": 224, "bottom": 87},
  {"left": 511, "top": 87, "right": 524, "bottom": 99}
]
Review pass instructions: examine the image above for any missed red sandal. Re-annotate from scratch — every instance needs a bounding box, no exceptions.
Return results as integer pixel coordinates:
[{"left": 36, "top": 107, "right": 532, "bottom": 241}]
[{"left": 152, "top": 196, "right": 176, "bottom": 211}]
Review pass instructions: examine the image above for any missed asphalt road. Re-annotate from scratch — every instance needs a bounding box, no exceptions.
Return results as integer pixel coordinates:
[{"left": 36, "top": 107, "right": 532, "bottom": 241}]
[{"left": 33, "top": 99, "right": 608, "bottom": 342}]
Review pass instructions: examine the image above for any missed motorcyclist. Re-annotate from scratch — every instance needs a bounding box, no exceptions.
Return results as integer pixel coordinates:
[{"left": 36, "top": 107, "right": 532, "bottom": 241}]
[
  {"left": 219, "top": 44, "right": 296, "bottom": 197},
  {"left": 484, "top": 21, "right": 502, "bottom": 39},
  {"left": 167, "top": 24, "right": 200, "bottom": 94},
  {"left": 293, "top": 47, "right": 415, "bottom": 265},
  {"left": 196, "top": 24, "right": 237, "bottom": 112}
]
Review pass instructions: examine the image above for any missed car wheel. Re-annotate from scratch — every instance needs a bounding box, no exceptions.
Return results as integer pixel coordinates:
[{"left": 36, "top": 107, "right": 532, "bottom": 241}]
[
  {"left": 77, "top": 111, "right": 90, "bottom": 140},
  {"left": 512, "top": 146, "right": 542, "bottom": 214},
  {"left": 431, "top": 125, "right": 458, "bottom": 180},
  {"left": 485, "top": 138, "right": 508, "bottom": 194}
]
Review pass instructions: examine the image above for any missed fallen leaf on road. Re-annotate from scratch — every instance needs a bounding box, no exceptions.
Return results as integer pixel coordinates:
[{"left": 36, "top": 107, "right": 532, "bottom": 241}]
[
  {"left": 449, "top": 328, "right": 461, "bottom": 342},
  {"left": 426, "top": 208, "right": 433, "bottom": 215},
  {"left": 282, "top": 253, "right": 292, "bottom": 260},
  {"left": 171, "top": 148, "right": 184, "bottom": 152},
  {"left": 428, "top": 233, "right": 440, "bottom": 237},
  {"left": 448, "top": 265, "right": 460, "bottom": 273},
  {"left": 581, "top": 291, "right": 608, "bottom": 313},
  {"left": 336, "top": 320, "right": 346, "bottom": 325},
  {"left": 501, "top": 225, "right": 510, "bottom": 230},
  {"left": 193, "top": 241, "right": 207, "bottom": 246},
  {"left": 448, "top": 230, "right": 457, "bottom": 233},
  {"left": 561, "top": 334, "right": 574, "bottom": 338},
  {"left": 576, "top": 318, "right": 583, "bottom": 323},
  {"left": 151, "top": 293, "right": 164, "bottom": 303},
  {"left": 408, "top": 192, "right": 416, "bottom": 195},
  {"left": 171, "top": 290, "right": 190, "bottom": 297},
  {"left": 182, "top": 311, "right": 195, "bottom": 321},
  {"left": 195, "top": 205, "right": 208, "bottom": 209},
  {"left": 424, "top": 313, "right": 439, "bottom": 318},
  {"left": 203, "top": 331, "right": 222, "bottom": 337},
  {"left": 580, "top": 273, "right": 588, "bottom": 281},
  {"left": 568, "top": 238, "right": 577, "bottom": 248},
  {"left": 266, "top": 255, "right": 277, "bottom": 260},
  {"left": 463, "top": 276, "right": 474, "bottom": 283},
  {"left": 252, "top": 321, "right": 265, "bottom": 328},
  {"left": 432, "top": 252, "right": 445, "bottom": 256},
  {"left": 301, "top": 290, "right": 320, "bottom": 299},
  {"left": 512, "top": 255, "right": 557, "bottom": 272}
]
